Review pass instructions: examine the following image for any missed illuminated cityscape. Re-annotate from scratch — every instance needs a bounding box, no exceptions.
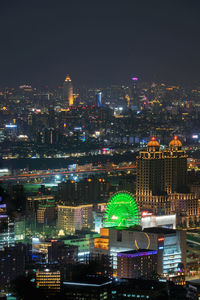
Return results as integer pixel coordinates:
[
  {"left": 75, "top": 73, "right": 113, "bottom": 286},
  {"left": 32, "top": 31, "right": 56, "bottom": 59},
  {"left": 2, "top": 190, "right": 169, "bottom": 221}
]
[{"left": 0, "top": 1, "right": 200, "bottom": 299}]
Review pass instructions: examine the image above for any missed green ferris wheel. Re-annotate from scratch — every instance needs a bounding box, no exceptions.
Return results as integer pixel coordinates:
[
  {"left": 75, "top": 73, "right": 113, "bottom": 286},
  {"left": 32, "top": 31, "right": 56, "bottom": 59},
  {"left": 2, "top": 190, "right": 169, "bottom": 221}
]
[{"left": 104, "top": 191, "right": 140, "bottom": 228}]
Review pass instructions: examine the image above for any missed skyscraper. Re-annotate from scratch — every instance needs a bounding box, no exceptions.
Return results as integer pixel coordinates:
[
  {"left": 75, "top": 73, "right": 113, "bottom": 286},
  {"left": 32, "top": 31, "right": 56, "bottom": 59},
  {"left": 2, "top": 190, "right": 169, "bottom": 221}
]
[
  {"left": 57, "top": 204, "right": 93, "bottom": 234},
  {"left": 63, "top": 74, "right": 73, "bottom": 106},
  {"left": 136, "top": 137, "right": 199, "bottom": 226},
  {"left": 0, "top": 204, "right": 15, "bottom": 249},
  {"left": 136, "top": 136, "right": 187, "bottom": 198},
  {"left": 131, "top": 77, "right": 139, "bottom": 107},
  {"left": 136, "top": 137, "right": 170, "bottom": 215},
  {"left": 97, "top": 91, "right": 102, "bottom": 107}
]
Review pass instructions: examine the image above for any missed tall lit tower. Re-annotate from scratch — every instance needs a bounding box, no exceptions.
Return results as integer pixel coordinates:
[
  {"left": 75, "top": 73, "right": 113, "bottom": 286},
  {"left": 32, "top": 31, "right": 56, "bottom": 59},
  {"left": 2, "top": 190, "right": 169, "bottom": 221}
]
[
  {"left": 97, "top": 91, "right": 102, "bottom": 107},
  {"left": 63, "top": 74, "right": 74, "bottom": 106},
  {"left": 131, "top": 77, "right": 139, "bottom": 107}
]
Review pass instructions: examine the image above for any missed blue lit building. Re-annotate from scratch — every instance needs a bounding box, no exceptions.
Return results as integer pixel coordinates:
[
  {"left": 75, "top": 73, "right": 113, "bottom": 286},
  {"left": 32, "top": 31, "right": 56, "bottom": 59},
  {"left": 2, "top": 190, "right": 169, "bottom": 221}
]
[
  {"left": 0, "top": 205, "right": 15, "bottom": 250},
  {"left": 117, "top": 249, "right": 158, "bottom": 279},
  {"left": 0, "top": 218, "right": 15, "bottom": 250},
  {"left": 97, "top": 91, "right": 102, "bottom": 107}
]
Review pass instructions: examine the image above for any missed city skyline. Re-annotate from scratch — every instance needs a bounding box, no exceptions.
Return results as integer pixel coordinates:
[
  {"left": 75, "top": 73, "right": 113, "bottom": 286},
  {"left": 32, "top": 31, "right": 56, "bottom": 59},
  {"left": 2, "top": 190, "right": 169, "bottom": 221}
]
[{"left": 1, "top": 1, "right": 200, "bottom": 297}]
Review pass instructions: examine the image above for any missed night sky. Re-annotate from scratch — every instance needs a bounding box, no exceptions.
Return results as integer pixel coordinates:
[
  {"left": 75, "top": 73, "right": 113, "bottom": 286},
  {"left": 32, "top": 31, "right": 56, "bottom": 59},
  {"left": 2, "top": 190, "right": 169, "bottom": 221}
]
[{"left": 0, "top": 0, "right": 200, "bottom": 87}]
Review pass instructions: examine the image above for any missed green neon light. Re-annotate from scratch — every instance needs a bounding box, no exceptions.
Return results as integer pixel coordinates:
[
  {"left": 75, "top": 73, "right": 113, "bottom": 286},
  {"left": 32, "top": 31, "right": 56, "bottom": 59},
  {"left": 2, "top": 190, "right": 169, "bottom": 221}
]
[{"left": 104, "top": 192, "right": 140, "bottom": 228}]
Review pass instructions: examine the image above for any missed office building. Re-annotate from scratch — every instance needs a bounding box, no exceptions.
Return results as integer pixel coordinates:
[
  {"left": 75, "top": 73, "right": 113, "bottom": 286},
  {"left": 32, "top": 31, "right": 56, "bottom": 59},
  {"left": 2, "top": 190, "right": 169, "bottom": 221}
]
[
  {"left": 26, "top": 195, "right": 55, "bottom": 219},
  {"left": 48, "top": 240, "right": 78, "bottom": 265},
  {"left": 131, "top": 77, "right": 140, "bottom": 108},
  {"left": 136, "top": 136, "right": 187, "bottom": 194},
  {"left": 97, "top": 91, "right": 103, "bottom": 107},
  {"left": 0, "top": 204, "right": 6, "bottom": 214},
  {"left": 36, "top": 269, "right": 61, "bottom": 294},
  {"left": 57, "top": 204, "right": 93, "bottom": 234},
  {"left": 63, "top": 231, "right": 99, "bottom": 262},
  {"left": 63, "top": 74, "right": 73, "bottom": 106},
  {"left": 58, "top": 177, "right": 110, "bottom": 204},
  {"left": 0, "top": 244, "right": 26, "bottom": 290},
  {"left": 32, "top": 237, "right": 51, "bottom": 258},
  {"left": 117, "top": 249, "right": 158, "bottom": 279},
  {"left": 37, "top": 201, "right": 56, "bottom": 225},
  {"left": 170, "top": 193, "right": 199, "bottom": 227},
  {"left": 63, "top": 278, "right": 112, "bottom": 300},
  {"left": 136, "top": 136, "right": 200, "bottom": 226},
  {"left": 136, "top": 137, "right": 169, "bottom": 215},
  {"left": 14, "top": 217, "right": 25, "bottom": 241},
  {"left": 0, "top": 210, "right": 15, "bottom": 250},
  {"left": 110, "top": 279, "right": 168, "bottom": 299}
]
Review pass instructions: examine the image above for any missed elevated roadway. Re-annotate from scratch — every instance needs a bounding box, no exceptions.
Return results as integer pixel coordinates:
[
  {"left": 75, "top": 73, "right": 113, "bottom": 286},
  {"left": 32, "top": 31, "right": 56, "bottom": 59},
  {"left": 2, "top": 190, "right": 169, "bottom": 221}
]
[{"left": 0, "top": 165, "right": 136, "bottom": 182}]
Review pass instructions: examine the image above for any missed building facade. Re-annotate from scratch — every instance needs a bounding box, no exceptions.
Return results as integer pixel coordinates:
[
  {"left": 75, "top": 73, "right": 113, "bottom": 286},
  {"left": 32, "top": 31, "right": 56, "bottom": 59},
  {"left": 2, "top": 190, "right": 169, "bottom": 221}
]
[
  {"left": 136, "top": 136, "right": 200, "bottom": 226},
  {"left": 57, "top": 204, "right": 93, "bottom": 234},
  {"left": 117, "top": 249, "right": 158, "bottom": 279},
  {"left": 36, "top": 269, "right": 61, "bottom": 294}
]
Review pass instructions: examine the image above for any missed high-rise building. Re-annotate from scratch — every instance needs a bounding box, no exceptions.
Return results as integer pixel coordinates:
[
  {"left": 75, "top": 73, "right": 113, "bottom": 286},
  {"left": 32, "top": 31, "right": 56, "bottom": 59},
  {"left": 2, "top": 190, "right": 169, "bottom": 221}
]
[
  {"left": 63, "top": 75, "right": 73, "bottom": 106},
  {"left": 58, "top": 177, "right": 110, "bottom": 205},
  {"left": 136, "top": 136, "right": 199, "bottom": 226},
  {"left": 14, "top": 217, "right": 26, "bottom": 241},
  {"left": 165, "top": 137, "right": 188, "bottom": 194},
  {"left": 136, "top": 136, "right": 187, "bottom": 197},
  {"left": 169, "top": 193, "right": 199, "bottom": 227},
  {"left": 57, "top": 204, "right": 93, "bottom": 234},
  {"left": 37, "top": 202, "right": 56, "bottom": 225},
  {"left": 0, "top": 204, "right": 15, "bottom": 249},
  {"left": 0, "top": 244, "right": 26, "bottom": 290},
  {"left": 117, "top": 249, "right": 158, "bottom": 279},
  {"left": 97, "top": 91, "right": 102, "bottom": 107},
  {"left": 130, "top": 77, "right": 139, "bottom": 108},
  {"left": 36, "top": 269, "right": 61, "bottom": 294},
  {"left": 26, "top": 195, "right": 55, "bottom": 219}
]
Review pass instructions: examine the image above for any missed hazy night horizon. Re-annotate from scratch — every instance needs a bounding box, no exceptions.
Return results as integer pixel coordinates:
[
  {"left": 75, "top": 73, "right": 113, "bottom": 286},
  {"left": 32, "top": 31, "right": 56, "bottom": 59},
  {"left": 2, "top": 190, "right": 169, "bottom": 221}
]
[{"left": 0, "top": 0, "right": 200, "bottom": 86}]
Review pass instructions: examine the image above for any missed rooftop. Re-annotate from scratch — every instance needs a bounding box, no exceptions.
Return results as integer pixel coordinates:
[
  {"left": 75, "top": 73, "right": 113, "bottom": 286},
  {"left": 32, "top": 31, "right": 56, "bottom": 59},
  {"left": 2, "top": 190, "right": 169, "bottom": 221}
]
[
  {"left": 187, "top": 279, "right": 200, "bottom": 286},
  {"left": 108, "top": 225, "right": 142, "bottom": 231},
  {"left": 143, "top": 227, "right": 176, "bottom": 234},
  {"left": 115, "top": 278, "right": 167, "bottom": 290},
  {"left": 147, "top": 137, "right": 160, "bottom": 147},
  {"left": 63, "top": 277, "right": 112, "bottom": 288},
  {"left": 169, "top": 136, "right": 182, "bottom": 147},
  {"left": 117, "top": 249, "right": 157, "bottom": 258}
]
